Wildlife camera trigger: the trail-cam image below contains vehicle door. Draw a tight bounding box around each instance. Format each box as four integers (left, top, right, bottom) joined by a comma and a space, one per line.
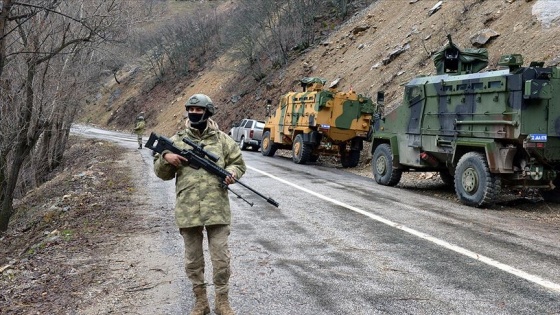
405, 84, 426, 148
244, 120, 254, 139
233, 119, 246, 141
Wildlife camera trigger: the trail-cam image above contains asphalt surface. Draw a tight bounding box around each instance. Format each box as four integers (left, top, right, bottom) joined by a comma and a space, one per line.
72, 125, 560, 315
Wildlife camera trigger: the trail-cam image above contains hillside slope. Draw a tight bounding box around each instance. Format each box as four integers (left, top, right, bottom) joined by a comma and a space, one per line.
82, 0, 560, 137
212, 0, 560, 129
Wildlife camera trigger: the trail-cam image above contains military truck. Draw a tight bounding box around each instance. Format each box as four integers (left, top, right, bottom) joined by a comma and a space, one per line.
261, 77, 375, 167
370, 36, 560, 207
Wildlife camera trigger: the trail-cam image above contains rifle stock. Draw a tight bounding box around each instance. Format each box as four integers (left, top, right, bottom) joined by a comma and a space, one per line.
146, 132, 279, 208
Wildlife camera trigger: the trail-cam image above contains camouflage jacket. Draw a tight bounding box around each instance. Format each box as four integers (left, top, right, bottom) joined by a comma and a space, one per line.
134, 118, 145, 135
153, 119, 246, 228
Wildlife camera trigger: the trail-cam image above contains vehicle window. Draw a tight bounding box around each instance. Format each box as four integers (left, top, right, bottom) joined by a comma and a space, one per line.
245, 120, 254, 128
406, 85, 423, 105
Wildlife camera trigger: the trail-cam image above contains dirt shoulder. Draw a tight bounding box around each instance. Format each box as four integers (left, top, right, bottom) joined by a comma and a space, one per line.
0, 137, 187, 315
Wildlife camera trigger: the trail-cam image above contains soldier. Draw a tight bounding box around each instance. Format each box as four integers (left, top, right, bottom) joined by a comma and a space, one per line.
134, 112, 146, 149
152, 94, 246, 315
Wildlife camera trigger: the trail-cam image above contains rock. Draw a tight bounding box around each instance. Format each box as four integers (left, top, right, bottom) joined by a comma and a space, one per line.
329, 78, 342, 89
428, 1, 443, 16
0, 264, 12, 273
548, 56, 560, 67
470, 29, 500, 47
382, 43, 410, 65
351, 25, 370, 35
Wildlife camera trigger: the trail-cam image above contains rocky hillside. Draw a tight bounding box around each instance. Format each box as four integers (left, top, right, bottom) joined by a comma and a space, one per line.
81, 0, 560, 137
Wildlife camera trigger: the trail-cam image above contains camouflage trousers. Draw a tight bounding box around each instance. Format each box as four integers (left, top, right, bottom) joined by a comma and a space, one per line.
137, 134, 143, 148
180, 224, 231, 294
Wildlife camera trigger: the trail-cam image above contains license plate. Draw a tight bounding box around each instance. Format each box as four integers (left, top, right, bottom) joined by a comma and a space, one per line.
528, 134, 547, 142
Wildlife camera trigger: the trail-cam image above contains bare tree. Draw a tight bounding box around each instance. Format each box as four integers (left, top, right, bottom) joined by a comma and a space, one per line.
130, 7, 222, 78
333, 0, 350, 18
0, 0, 127, 232
226, 0, 321, 79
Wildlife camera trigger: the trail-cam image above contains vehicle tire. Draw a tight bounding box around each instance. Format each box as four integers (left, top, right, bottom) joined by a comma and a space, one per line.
439, 169, 455, 186
239, 136, 247, 150
261, 131, 277, 157
542, 175, 560, 203
341, 149, 360, 168
292, 134, 312, 164
372, 143, 402, 186
454, 152, 499, 207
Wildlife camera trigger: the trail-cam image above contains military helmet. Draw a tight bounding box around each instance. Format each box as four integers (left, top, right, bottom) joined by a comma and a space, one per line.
185, 94, 215, 116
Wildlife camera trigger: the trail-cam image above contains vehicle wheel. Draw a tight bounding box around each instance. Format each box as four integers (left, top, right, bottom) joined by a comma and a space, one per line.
542, 175, 560, 202
239, 136, 247, 150
341, 149, 360, 168
261, 131, 277, 157
454, 152, 499, 207
292, 134, 312, 164
439, 169, 454, 186
372, 143, 402, 186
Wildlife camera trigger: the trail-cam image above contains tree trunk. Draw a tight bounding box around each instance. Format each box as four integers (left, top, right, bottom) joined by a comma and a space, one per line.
0, 0, 14, 77
0, 145, 28, 232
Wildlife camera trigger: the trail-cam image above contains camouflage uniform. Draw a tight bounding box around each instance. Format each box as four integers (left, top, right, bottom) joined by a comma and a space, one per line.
134, 113, 146, 149
153, 118, 246, 314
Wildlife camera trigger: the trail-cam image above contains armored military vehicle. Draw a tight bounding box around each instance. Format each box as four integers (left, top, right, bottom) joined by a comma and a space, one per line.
370, 36, 560, 207
261, 77, 375, 167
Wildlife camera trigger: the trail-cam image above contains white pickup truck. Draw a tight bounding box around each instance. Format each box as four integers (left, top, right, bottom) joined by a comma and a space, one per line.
228, 119, 265, 151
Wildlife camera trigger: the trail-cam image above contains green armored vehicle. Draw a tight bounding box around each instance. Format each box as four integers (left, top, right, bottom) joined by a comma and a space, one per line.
262, 77, 375, 167
371, 36, 560, 207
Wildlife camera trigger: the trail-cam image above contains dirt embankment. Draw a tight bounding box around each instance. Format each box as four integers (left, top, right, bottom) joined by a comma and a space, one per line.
0, 139, 144, 314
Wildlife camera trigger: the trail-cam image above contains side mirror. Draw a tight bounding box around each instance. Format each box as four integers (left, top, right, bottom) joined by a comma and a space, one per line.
376, 91, 385, 106
376, 91, 385, 117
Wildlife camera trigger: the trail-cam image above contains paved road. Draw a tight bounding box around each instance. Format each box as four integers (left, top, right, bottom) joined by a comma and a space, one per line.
72, 126, 560, 314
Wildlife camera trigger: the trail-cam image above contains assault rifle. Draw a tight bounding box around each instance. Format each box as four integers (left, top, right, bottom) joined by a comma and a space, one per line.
145, 132, 279, 208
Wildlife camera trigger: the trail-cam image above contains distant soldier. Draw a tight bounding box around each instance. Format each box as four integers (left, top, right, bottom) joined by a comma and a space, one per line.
134, 112, 146, 149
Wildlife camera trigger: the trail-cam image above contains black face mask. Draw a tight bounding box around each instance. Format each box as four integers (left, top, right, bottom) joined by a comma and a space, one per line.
188, 112, 204, 123
188, 112, 209, 131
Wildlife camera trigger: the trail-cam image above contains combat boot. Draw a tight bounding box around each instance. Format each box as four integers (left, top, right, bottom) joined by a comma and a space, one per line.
214, 292, 235, 315
189, 286, 210, 315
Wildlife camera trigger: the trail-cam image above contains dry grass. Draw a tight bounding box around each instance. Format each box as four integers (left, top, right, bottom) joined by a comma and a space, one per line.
0, 137, 142, 314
